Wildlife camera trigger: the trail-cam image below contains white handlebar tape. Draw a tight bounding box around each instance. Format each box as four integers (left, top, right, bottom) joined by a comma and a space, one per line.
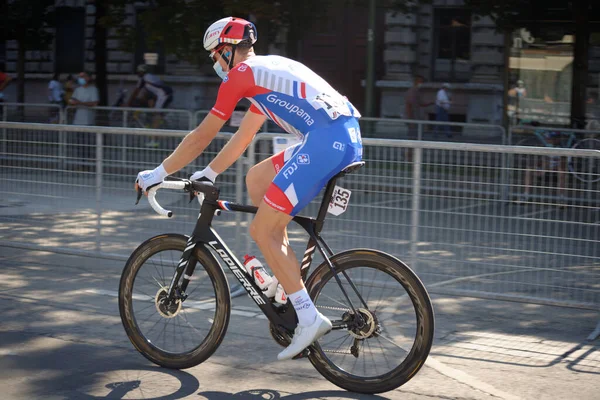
147, 181, 205, 218
147, 186, 173, 218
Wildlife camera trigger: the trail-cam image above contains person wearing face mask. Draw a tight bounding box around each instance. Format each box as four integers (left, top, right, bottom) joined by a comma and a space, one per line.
135, 16, 363, 361
69, 72, 99, 125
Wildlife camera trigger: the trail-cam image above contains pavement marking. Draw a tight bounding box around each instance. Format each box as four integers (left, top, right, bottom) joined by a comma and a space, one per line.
425, 356, 522, 400
428, 268, 534, 289
84, 289, 262, 318
516, 206, 556, 218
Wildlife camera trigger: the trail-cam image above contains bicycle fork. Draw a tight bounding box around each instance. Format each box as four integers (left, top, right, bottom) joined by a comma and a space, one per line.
167, 236, 198, 300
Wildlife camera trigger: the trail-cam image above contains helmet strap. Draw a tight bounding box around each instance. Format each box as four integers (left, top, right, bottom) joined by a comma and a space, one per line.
228, 45, 237, 70
219, 45, 236, 70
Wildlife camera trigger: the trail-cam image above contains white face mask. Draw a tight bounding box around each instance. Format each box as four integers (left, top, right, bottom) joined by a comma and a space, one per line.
213, 50, 232, 80
213, 61, 228, 80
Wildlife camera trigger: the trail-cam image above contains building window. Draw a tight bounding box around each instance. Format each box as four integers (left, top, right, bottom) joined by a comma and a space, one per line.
55, 7, 85, 73
134, 9, 166, 74
433, 8, 471, 82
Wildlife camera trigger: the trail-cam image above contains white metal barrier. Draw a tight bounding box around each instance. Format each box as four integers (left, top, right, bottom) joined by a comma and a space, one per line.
359, 117, 507, 144
1, 122, 599, 315
64, 106, 194, 131
1, 102, 63, 124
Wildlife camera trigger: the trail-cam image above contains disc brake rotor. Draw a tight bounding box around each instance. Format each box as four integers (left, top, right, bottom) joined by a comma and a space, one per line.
155, 287, 182, 318
348, 308, 379, 339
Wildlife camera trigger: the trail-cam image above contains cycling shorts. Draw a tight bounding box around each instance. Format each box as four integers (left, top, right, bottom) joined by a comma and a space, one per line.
264, 116, 363, 216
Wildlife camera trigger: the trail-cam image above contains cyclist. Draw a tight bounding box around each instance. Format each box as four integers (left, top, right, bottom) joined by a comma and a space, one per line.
127, 64, 174, 145
135, 16, 362, 360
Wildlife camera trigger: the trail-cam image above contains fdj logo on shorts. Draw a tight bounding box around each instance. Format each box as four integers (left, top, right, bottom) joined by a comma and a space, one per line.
283, 163, 298, 179
296, 154, 310, 164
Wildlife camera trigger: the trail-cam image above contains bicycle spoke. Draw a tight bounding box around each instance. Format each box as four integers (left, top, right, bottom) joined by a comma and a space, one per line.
126, 243, 222, 357
376, 332, 411, 354
318, 291, 352, 310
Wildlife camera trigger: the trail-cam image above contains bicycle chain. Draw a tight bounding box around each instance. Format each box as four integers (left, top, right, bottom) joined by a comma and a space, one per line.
323, 349, 353, 355
317, 305, 351, 312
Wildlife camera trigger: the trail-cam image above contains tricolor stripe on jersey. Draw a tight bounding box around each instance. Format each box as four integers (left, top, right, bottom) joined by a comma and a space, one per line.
293, 81, 307, 99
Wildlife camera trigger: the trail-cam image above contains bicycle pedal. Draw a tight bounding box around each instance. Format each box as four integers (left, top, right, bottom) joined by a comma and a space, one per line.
292, 348, 310, 360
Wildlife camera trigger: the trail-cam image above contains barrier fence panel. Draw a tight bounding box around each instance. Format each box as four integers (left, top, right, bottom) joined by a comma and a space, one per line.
1, 122, 599, 311
1, 102, 63, 124
64, 106, 193, 131
359, 117, 507, 145
0, 122, 244, 258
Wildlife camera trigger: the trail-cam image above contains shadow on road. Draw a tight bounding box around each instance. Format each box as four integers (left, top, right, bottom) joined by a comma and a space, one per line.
198, 389, 390, 400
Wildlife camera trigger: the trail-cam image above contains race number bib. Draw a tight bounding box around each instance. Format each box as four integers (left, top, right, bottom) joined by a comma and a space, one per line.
327, 186, 352, 216
312, 93, 353, 120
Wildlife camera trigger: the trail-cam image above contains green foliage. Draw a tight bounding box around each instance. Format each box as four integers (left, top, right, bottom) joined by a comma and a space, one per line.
4, 0, 55, 49
465, 0, 600, 32
111, 0, 425, 67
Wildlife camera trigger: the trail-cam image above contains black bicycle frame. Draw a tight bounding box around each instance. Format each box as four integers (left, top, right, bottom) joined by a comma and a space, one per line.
165, 164, 367, 333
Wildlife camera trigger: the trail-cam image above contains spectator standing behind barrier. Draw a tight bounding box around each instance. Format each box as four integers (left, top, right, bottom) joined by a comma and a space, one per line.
69, 72, 99, 126
435, 83, 452, 138
404, 75, 432, 138
63, 74, 75, 105
48, 73, 64, 123
0, 63, 13, 118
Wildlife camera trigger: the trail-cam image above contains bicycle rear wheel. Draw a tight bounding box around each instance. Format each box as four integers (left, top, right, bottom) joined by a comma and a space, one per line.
119, 234, 230, 369
305, 249, 434, 394
569, 138, 600, 183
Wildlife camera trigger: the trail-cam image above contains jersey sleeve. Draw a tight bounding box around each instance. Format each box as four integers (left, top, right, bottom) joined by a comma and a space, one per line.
136, 77, 145, 90
210, 63, 256, 120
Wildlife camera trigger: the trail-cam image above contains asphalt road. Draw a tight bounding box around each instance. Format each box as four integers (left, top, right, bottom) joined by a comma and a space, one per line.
1, 246, 598, 400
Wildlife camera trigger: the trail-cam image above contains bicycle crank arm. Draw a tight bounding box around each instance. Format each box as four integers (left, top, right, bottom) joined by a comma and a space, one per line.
331, 320, 349, 330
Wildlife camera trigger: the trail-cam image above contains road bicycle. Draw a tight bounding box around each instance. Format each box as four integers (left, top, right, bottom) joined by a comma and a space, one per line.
515, 126, 600, 183
118, 161, 434, 394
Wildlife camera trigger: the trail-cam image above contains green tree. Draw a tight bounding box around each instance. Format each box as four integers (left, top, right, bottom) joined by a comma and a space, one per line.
115, 0, 422, 67
3, 0, 54, 103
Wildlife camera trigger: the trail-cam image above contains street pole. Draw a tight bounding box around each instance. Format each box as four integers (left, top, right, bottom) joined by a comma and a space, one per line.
365, 0, 376, 117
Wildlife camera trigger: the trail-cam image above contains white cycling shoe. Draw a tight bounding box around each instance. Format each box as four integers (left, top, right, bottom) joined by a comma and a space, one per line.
277, 312, 332, 361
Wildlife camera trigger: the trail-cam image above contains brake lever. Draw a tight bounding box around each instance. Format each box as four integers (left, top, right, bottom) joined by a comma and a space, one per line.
135, 186, 143, 205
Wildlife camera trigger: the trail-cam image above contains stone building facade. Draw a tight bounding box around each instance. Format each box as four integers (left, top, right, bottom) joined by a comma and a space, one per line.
378, 0, 505, 126
2, 0, 222, 110
3, 0, 600, 131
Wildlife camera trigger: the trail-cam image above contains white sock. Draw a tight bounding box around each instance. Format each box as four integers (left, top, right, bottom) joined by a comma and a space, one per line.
288, 288, 318, 327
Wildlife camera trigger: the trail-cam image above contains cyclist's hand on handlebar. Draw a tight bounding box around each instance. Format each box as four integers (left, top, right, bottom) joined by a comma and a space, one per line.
135, 164, 168, 194
189, 166, 218, 184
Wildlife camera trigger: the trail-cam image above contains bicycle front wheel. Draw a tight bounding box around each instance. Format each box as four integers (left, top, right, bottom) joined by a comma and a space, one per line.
305, 249, 434, 394
119, 234, 230, 369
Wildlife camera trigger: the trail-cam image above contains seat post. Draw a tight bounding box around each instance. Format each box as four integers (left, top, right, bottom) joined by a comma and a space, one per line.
314, 176, 339, 234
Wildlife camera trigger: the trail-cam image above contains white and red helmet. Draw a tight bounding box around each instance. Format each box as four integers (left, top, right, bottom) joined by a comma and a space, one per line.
203, 17, 257, 52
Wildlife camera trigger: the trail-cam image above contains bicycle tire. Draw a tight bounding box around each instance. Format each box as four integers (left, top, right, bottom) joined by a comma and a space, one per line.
119, 234, 231, 369
305, 249, 434, 394
568, 138, 600, 183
